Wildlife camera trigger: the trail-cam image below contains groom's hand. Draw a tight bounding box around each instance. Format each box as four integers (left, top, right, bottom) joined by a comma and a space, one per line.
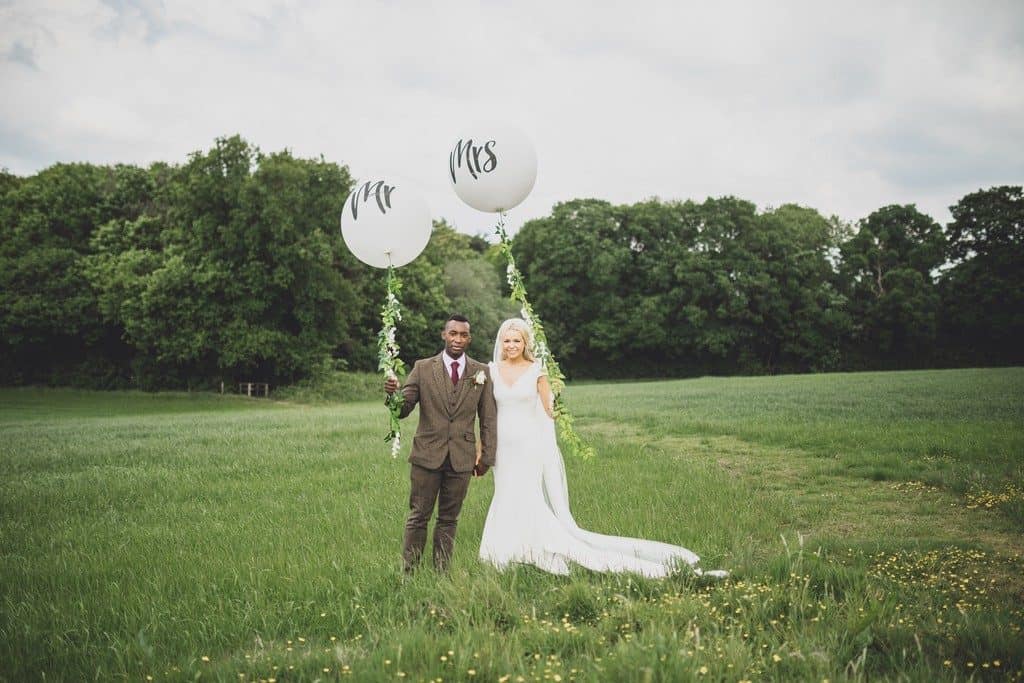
384, 377, 399, 394
473, 463, 489, 477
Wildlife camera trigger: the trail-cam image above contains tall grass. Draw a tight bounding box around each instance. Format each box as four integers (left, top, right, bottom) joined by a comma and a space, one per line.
1, 369, 1022, 681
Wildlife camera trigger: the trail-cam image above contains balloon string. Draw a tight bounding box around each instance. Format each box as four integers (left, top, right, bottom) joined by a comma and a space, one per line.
495, 211, 508, 243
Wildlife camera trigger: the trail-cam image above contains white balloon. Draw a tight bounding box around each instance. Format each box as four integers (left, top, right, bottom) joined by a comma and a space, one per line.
340, 178, 432, 268
448, 124, 537, 213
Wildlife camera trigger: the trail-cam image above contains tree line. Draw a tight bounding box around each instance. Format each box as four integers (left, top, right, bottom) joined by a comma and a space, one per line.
514, 191, 1022, 376
1, 136, 1020, 389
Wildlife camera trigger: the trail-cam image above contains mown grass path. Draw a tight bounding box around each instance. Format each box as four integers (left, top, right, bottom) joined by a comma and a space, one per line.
1, 368, 1022, 681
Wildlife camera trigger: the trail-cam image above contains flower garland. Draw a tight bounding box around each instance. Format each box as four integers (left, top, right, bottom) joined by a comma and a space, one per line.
379, 265, 406, 457
495, 213, 594, 460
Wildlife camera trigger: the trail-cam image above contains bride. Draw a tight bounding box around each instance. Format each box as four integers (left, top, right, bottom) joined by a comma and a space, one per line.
478, 318, 726, 578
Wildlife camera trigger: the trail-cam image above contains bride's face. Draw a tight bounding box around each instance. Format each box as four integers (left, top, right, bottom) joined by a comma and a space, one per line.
502, 330, 526, 361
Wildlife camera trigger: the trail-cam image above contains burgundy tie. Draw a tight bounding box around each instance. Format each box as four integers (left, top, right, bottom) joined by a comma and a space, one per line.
451, 361, 460, 385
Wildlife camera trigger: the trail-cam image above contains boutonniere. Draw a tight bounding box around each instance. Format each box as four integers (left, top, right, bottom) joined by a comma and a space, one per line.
474, 370, 487, 386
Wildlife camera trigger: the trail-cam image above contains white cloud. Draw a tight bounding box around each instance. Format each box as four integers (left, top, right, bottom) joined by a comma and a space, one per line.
1, 0, 1022, 233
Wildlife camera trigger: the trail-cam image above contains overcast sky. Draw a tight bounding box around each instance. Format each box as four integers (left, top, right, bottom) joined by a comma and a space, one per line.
2, 0, 1022, 236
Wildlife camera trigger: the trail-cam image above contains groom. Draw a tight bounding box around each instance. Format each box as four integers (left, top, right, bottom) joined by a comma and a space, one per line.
384, 314, 497, 573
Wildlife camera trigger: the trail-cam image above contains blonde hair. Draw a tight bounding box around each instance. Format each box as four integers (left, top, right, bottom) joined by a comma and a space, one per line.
497, 318, 535, 362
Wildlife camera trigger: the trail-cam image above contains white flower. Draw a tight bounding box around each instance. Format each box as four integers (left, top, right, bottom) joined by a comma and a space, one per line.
474, 370, 487, 385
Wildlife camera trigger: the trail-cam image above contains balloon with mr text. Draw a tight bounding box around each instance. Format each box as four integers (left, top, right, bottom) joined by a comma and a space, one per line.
340, 178, 432, 269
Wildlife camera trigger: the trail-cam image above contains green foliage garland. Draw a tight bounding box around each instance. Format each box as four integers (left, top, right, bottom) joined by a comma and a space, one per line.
379, 266, 407, 457
495, 213, 595, 460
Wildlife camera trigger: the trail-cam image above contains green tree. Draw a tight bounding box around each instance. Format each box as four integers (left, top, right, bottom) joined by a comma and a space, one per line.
939, 186, 1024, 365
839, 205, 945, 367
945, 185, 1023, 262
0, 168, 20, 198
748, 204, 850, 372
87, 137, 361, 387
0, 163, 133, 385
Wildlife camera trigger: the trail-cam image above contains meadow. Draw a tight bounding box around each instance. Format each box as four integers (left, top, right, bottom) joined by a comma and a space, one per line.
1, 368, 1022, 682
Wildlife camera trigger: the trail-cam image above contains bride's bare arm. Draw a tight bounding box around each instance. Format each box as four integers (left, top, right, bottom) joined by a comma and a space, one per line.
537, 374, 555, 419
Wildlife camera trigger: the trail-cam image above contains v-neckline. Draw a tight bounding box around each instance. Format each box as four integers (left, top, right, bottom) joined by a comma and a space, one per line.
497, 361, 532, 388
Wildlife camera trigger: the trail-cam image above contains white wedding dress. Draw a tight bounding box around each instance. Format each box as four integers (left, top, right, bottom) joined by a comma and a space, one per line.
479, 359, 726, 579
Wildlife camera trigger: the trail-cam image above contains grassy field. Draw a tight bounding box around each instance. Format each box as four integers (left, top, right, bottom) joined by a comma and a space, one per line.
1, 368, 1022, 682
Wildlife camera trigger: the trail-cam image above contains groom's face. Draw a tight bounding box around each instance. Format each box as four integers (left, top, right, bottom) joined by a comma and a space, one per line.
442, 320, 471, 359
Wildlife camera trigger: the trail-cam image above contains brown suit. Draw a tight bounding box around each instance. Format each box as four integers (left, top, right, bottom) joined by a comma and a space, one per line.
396, 352, 497, 571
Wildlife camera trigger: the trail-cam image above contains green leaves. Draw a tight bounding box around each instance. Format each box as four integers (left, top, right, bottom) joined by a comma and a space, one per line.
79, 138, 358, 388
839, 205, 946, 366
946, 185, 1023, 263
939, 186, 1024, 366
379, 266, 406, 457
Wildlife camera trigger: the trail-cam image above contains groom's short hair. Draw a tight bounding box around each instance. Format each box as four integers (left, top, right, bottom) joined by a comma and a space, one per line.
446, 314, 470, 326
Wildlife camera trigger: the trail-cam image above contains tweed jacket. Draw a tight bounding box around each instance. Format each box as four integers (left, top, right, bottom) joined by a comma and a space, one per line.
397, 352, 497, 472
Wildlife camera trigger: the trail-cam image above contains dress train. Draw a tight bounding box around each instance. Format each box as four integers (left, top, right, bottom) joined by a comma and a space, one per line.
479, 360, 726, 579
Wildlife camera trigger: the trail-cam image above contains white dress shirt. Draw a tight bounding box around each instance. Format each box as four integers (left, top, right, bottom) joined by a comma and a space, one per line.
442, 351, 464, 382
